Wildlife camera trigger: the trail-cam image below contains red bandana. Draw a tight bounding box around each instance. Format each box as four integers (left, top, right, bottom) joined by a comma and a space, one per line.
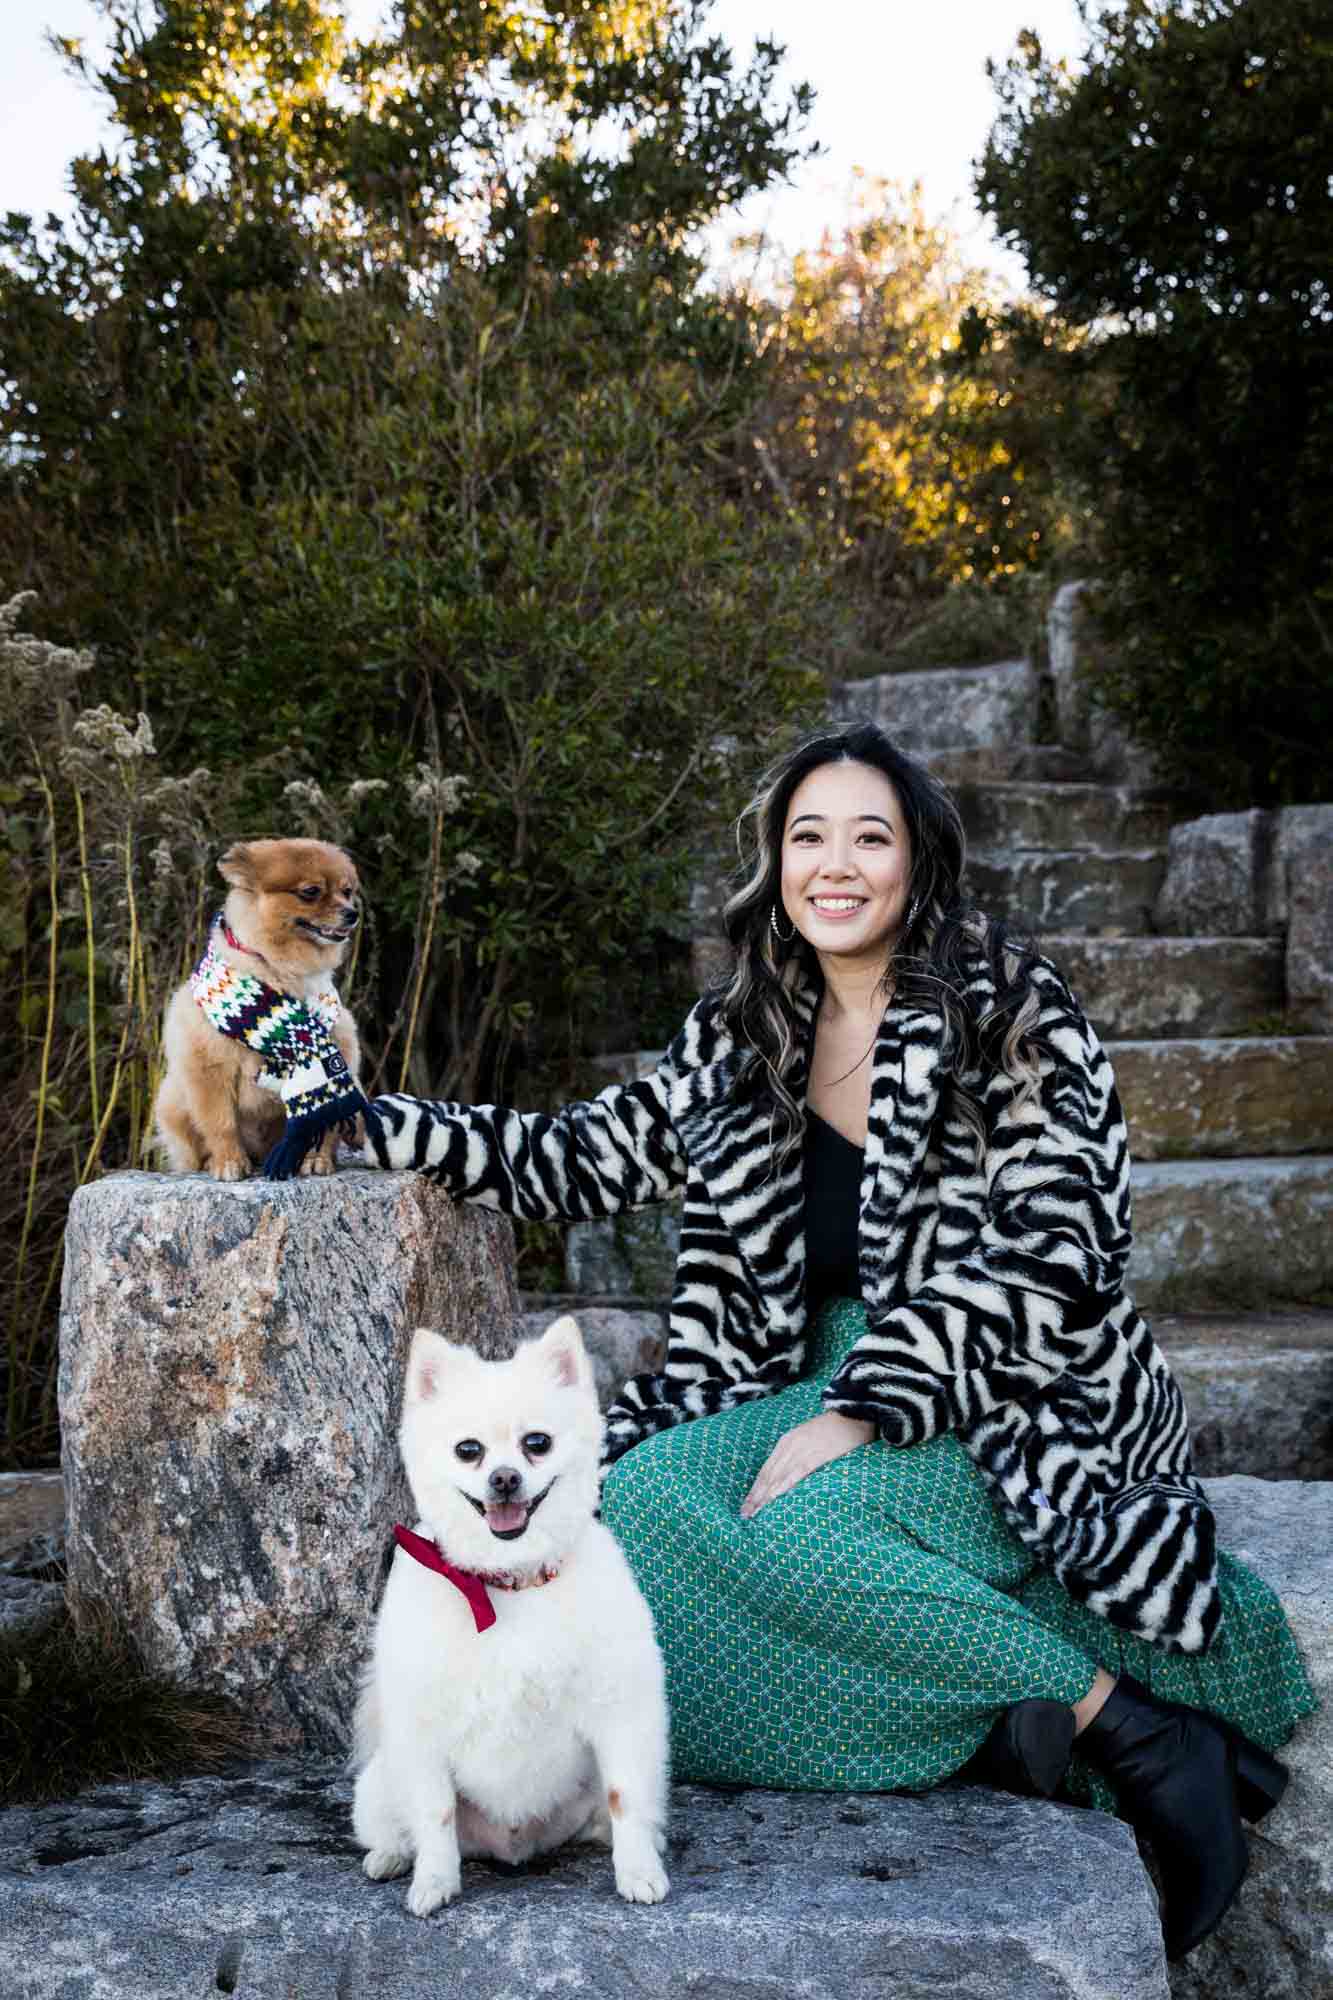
392, 1525, 561, 1635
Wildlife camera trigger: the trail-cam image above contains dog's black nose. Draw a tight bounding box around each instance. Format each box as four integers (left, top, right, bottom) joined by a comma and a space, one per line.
488, 1465, 522, 1501
341, 905, 360, 928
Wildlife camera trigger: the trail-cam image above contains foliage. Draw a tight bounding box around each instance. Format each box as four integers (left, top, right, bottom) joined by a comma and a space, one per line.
731, 181, 1089, 670
977, 0, 1333, 804
0, 4, 830, 1462
0, 593, 251, 1459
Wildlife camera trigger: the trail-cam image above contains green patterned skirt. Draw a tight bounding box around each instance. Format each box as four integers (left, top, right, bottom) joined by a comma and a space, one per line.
601, 1297, 1317, 1809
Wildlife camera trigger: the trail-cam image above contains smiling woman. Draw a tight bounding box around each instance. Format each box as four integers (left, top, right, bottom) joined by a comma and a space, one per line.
360, 720, 1316, 1965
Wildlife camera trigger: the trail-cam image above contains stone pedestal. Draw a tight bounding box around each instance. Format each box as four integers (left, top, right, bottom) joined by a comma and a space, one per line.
58, 1169, 520, 1755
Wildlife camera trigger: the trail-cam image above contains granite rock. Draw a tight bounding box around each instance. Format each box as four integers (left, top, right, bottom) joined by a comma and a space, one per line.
1153, 810, 1279, 939
522, 1305, 667, 1407
0, 1765, 1168, 2000
1043, 937, 1284, 1042
834, 658, 1041, 754
1278, 805, 1333, 1032
1111, 1036, 1333, 1160
1128, 1155, 1333, 1309
1158, 1312, 1333, 1480
58, 1168, 521, 1754
1045, 582, 1161, 786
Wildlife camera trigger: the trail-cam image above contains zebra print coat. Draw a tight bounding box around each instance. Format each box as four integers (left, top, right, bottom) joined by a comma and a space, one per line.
362, 950, 1221, 1656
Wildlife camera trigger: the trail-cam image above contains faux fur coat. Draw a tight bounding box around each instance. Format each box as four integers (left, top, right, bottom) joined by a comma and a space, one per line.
363, 950, 1221, 1656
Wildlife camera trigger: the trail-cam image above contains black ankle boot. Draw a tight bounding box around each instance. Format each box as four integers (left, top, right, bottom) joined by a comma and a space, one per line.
956, 1700, 1075, 1799
1077, 1673, 1284, 1961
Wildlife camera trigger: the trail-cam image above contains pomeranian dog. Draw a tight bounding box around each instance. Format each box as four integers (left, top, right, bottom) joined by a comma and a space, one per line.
154, 838, 362, 1180
352, 1317, 671, 1917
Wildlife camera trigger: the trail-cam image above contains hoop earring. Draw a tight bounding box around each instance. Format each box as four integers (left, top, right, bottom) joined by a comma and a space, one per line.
905, 895, 921, 929
770, 903, 795, 944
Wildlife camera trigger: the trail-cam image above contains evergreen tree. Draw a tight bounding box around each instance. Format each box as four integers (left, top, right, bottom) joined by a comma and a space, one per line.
977, 0, 1333, 804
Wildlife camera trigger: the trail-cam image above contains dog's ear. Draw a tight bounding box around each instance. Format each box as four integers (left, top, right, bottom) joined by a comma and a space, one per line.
534, 1314, 590, 1391
405, 1327, 465, 1405
218, 842, 257, 890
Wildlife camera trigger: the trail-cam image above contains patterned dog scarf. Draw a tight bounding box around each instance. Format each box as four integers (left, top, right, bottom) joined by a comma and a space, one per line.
190, 914, 367, 1180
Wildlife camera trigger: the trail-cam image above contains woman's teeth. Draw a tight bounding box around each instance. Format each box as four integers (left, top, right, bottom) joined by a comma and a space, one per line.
811, 897, 864, 912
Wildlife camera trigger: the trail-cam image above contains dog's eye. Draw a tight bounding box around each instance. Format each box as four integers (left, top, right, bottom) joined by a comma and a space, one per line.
297, 885, 321, 903
454, 1439, 484, 1463
521, 1432, 552, 1457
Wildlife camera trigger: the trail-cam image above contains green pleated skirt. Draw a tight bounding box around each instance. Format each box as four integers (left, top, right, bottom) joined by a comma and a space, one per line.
601, 1297, 1317, 1809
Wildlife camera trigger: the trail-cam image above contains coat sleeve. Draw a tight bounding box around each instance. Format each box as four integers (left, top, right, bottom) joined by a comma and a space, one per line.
822, 966, 1134, 1445
358, 1016, 701, 1222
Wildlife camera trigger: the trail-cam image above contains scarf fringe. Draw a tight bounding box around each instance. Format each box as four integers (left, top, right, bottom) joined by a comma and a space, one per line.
262, 1088, 368, 1181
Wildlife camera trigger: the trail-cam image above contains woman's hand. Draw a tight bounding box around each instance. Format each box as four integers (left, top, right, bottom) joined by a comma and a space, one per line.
739, 1411, 875, 1519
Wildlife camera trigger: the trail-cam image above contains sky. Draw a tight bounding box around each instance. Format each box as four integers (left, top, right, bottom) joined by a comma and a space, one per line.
0, 0, 1088, 291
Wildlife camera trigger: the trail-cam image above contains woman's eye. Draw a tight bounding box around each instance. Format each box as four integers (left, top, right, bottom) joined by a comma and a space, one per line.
298, 885, 321, 902
522, 1432, 552, 1457
455, 1439, 484, 1463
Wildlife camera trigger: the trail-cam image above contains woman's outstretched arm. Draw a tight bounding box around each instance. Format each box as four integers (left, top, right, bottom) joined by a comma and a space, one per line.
358, 1009, 713, 1222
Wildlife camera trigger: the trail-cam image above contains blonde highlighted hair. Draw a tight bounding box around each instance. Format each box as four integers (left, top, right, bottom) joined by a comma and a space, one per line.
717, 721, 1045, 1159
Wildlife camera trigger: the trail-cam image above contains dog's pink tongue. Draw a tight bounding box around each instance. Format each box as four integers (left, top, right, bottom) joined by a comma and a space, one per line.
486, 1502, 527, 1534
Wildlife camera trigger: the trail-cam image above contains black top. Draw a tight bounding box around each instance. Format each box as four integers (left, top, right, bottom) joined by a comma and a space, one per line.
802, 1110, 863, 1309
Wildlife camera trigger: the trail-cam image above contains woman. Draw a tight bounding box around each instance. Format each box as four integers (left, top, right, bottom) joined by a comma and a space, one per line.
361, 722, 1315, 1962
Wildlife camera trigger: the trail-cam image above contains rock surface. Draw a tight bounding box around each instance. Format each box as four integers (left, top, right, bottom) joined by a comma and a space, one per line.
1154, 810, 1279, 939
1111, 1036, 1333, 1160
967, 846, 1166, 934
58, 1168, 521, 1754
1045, 580, 1161, 787
1044, 936, 1284, 1041
1279, 805, 1333, 1031
0, 1765, 1168, 2000
1173, 1478, 1333, 2000
1128, 1154, 1333, 1308
834, 658, 1041, 753
522, 1304, 667, 1406
1159, 1313, 1333, 1480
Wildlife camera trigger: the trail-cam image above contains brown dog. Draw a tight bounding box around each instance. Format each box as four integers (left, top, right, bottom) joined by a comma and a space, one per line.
155, 839, 363, 1180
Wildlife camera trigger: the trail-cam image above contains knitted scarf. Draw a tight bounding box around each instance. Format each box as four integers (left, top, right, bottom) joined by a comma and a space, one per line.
190, 915, 367, 1180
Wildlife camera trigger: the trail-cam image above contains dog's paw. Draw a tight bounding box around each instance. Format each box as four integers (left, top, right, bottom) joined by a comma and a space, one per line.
406, 1862, 461, 1917
299, 1147, 335, 1178
614, 1856, 669, 1905
210, 1155, 250, 1183
362, 1848, 412, 1882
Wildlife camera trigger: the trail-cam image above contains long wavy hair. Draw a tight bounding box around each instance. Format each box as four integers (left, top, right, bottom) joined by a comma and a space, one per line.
717, 721, 1043, 1156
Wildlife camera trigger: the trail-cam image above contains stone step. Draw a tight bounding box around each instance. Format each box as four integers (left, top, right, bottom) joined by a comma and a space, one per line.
833, 658, 1039, 753
966, 847, 1166, 934
1156, 1310, 1333, 1480
954, 781, 1174, 854
1129, 1154, 1333, 1310
0, 1766, 1171, 2000
563, 1156, 1333, 1318
1044, 935, 1285, 1041
1113, 1037, 1333, 1160
4, 1480, 1330, 1996
926, 744, 1093, 786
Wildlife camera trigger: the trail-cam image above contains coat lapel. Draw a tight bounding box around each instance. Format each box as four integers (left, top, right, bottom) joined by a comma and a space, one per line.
667, 976, 817, 1336
670, 974, 946, 1330
858, 1003, 948, 1310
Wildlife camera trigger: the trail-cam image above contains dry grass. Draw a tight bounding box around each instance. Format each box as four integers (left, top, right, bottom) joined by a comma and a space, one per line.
1, 1595, 260, 1806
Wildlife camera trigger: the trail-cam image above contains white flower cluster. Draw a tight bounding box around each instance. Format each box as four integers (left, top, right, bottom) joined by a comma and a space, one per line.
69, 705, 157, 762
407, 764, 469, 818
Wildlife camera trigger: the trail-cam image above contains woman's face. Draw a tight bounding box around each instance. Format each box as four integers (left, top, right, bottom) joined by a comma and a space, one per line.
779, 759, 912, 972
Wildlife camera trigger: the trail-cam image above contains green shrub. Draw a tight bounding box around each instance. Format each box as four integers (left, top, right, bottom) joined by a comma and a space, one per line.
978, 0, 1333, 804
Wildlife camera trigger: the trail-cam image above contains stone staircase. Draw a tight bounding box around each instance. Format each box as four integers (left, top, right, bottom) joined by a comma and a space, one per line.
533, 593, 1333, 1481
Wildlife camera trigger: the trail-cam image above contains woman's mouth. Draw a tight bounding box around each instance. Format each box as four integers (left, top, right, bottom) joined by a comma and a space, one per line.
808, 896, 866, 920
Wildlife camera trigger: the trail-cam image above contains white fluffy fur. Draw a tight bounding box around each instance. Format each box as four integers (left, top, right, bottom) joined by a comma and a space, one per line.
352, 1316, 670, 1917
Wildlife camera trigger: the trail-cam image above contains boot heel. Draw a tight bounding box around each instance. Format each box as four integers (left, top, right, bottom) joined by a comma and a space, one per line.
1227, 1733, 1289, 1822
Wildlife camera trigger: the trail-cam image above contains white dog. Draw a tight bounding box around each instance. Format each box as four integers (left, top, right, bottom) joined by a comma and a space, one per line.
352, 1316, 671, 1917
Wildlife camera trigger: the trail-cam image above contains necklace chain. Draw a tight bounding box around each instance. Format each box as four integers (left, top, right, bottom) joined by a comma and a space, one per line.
813, 993, 891, 1091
